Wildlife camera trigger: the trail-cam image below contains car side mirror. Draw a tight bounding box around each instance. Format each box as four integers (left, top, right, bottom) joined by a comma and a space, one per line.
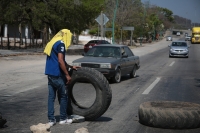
122, 54, 128, 58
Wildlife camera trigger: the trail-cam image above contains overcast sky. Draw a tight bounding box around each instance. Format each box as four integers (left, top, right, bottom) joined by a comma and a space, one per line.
141, 0, 200, 23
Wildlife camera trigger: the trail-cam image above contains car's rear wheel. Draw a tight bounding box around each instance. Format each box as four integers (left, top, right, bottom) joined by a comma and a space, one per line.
130, 65, 137, 78
111, 68, 121, 83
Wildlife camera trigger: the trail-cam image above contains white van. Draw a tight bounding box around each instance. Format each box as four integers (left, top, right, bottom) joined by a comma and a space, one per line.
176, 32, 180, 36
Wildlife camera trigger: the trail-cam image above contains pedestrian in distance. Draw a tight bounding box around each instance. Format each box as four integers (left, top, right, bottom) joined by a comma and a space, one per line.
44, 29, 80, 127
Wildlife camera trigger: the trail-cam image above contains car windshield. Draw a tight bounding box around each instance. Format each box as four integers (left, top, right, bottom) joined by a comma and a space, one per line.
171, 42, 187, 47
85, 46, 121, 58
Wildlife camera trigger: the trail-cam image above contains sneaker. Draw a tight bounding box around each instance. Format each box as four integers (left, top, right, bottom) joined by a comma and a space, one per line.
48, 119, 56, 127
59, 119, 73, 124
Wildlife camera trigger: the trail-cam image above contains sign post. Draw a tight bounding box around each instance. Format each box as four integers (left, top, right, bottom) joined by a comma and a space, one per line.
122, 27, 134, 46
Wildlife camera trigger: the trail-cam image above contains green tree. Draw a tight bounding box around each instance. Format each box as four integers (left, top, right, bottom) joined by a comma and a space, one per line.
160, 7, 174, 22
104, 0, 143, 43
0, 0, 105, 38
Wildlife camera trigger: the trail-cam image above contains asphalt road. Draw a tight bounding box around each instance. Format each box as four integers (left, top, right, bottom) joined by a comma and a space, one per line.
1, 33, 200, 133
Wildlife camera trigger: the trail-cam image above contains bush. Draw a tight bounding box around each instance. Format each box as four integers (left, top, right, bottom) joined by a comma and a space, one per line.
89, 29, 97, 36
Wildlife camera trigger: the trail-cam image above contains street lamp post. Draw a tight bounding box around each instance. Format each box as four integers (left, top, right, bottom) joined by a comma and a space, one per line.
112, 0, 118, 44
140, 4, 146, 46
120, 28, 122, 44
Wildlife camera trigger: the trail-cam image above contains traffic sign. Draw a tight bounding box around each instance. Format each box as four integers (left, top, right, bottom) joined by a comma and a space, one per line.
103, 14, 109, 25
95, 15, 101, 25
122, 27, 134, 31
95, 13, 109, 25
104, 28, 112, 31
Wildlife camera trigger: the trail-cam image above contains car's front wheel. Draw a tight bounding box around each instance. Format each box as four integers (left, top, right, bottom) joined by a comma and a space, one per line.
111, 68, 121, 83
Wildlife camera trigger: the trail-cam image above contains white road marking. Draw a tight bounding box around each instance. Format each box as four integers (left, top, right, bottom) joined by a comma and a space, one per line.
142, 77, 161, 94
3, 85, 41, 96
0, 95, 12, 97
169, 61, 175, 66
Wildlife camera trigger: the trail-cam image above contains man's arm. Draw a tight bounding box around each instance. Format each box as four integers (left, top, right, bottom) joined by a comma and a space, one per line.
65, 63, 77, 70
58, 53, 71, 84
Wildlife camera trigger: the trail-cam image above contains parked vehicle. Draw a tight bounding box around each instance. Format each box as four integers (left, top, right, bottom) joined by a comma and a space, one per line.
168, 41, 190, 58
84, 40, 110, 53
166, 36, 172, 41
72, 44, 140, 83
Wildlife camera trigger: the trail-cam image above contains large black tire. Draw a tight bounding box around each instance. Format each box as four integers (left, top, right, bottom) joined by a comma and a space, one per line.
67, 67, 112, 121
0, 112, 7, 128
138, 101, 200, 129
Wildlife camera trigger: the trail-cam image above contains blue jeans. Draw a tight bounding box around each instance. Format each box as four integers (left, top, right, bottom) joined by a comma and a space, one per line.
47, 75, 68, 121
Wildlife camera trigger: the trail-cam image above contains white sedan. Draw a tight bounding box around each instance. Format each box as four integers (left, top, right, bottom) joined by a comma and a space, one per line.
168, 41, 190, 58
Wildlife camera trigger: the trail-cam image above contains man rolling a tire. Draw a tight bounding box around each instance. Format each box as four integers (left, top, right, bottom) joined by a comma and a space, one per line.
44, 29, 80, 127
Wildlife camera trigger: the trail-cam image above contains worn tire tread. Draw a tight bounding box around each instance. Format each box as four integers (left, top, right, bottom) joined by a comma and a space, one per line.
68, 67, 112, 121
138, 101, 200, 129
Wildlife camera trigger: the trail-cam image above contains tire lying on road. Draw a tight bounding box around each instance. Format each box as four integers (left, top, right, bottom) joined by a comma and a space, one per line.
67, 67, 112, 121
0, 112, 7, 128
138, 101, 200, 129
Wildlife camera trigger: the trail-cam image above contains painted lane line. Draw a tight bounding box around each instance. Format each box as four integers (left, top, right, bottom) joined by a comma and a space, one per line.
169, 61, 175, 66
142, 77, 161, 94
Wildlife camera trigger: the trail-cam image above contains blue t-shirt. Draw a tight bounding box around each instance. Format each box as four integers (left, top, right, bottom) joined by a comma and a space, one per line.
45, 40, 66, 76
